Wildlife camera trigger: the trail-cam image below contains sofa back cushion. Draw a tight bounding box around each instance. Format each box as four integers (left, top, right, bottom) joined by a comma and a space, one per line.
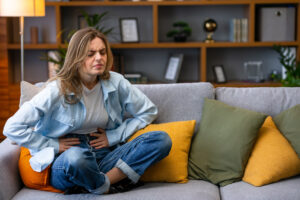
215, 87, 300, 116
136, 82, 214, 128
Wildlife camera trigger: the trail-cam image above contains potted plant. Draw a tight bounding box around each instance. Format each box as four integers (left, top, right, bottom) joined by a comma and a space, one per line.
166, 21, 192, 42
273, 45, 300, 87
81, 10, 113, 35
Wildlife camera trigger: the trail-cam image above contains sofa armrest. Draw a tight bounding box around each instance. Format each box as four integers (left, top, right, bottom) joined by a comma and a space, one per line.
0, 139, 22, 200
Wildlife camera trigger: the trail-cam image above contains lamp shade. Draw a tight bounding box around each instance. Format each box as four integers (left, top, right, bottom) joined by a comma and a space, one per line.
0, 0, 45, 17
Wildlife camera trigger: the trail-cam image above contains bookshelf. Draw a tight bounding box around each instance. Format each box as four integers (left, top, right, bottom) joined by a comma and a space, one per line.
0, 0, 299, 138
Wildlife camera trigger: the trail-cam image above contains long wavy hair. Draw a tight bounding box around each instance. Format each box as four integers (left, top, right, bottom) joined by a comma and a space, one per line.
51, 27, 113, 104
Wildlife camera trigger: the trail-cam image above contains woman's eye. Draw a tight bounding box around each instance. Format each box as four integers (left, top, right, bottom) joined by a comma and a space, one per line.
88, 53, 94, 57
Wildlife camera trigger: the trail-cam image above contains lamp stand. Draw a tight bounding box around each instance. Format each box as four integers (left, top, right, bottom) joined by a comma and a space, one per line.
19, 16, 24, 81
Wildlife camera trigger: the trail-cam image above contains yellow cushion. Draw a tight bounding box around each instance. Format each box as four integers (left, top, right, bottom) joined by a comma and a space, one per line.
19, 147, 63, 193
128, 120, 196, 183
243, 116, 300, 186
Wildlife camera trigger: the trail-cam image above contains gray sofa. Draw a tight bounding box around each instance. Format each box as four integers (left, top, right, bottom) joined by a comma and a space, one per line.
1, 82, 300, 200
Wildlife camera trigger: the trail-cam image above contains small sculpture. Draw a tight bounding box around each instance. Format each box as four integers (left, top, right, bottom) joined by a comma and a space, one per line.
203, 19, 217, 43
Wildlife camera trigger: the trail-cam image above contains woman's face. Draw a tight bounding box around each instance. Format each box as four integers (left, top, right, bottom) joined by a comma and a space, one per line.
80, 37, 107, 81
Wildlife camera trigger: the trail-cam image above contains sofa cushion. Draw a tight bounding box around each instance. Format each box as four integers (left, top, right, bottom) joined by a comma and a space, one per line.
274, 104, 300, 157
12, 180, 221, 200
188, 98, 266, 186
215, 87, 300, 116
243, 116, 300, 186
128, 120, 196, 183
20, 81, 42, 107
136, 82, 214, 127
220, 176, 300, 200
18, 147, 62, 193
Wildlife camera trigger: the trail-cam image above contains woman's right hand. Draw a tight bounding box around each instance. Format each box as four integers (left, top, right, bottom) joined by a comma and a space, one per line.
58, 137, 80, 153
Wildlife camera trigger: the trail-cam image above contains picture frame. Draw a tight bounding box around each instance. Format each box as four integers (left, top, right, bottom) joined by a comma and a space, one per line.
164, 54, 184, 83
212, 65, 227, 83
119, 18, 139, 43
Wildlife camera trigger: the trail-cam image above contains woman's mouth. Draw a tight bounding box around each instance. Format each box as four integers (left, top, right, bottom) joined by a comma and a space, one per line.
94, 64, 104, 69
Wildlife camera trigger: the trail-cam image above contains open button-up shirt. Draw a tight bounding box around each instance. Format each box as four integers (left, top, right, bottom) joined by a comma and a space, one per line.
3, 72, 157, 172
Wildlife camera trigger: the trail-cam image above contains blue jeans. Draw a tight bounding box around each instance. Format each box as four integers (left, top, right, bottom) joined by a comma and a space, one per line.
50, 131, 172, 194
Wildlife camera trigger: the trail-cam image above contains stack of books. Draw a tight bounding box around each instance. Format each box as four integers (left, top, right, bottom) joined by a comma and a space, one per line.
124, 74, 148, 84
229, 18, 248, 42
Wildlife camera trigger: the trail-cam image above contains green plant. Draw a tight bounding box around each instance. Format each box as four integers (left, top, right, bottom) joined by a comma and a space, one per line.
81, 10, 113, 35
273, 45, 300, 87
166, 21, 192, 42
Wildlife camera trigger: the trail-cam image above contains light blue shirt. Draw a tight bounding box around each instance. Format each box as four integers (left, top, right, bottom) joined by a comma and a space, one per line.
3, 72, 158, 172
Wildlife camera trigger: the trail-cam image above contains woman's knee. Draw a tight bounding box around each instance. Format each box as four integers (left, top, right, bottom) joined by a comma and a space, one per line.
157, 131, 172, 154
62, 147, 90, 169
147, 131, 172, 156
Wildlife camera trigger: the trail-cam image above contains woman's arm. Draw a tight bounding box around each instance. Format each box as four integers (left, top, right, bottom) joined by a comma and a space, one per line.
106, 78, 158, 146
3, 83, 61, 154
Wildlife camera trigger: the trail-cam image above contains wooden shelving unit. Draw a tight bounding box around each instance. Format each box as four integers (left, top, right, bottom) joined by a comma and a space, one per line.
4, 0, 300, 83
0, 0, 299, 138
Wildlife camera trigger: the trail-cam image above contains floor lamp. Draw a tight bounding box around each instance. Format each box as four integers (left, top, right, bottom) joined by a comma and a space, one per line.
0, 0, 45, 81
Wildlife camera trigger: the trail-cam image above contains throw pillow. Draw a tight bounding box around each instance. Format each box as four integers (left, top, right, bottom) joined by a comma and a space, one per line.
243, 116, 300, 186
20, 81, 42, 107
19, 147, 63, 192
128, 120, 196, 183
188, 98, 266, 186
274, 104, 300, 158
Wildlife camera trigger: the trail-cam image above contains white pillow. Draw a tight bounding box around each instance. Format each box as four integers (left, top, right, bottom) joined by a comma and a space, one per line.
19, 81, 43, 107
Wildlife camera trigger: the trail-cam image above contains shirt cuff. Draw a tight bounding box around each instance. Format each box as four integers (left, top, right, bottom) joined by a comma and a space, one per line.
106, 129, 120, 147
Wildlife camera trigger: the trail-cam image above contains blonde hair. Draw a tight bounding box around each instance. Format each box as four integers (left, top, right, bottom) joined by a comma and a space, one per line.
51, 27, 113, 104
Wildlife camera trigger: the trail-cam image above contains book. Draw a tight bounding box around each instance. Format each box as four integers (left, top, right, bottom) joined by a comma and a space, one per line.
112, 53, 124, 74
241, 18, 248, 42
229, 18, 248, 42
124, 73, 147, 84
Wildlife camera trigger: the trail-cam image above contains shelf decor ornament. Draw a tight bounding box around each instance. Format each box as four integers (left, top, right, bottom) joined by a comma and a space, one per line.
273, 45, 300, 87
166, 21, 192, 42
164, 54, 184, 83
203, 18, 217, 43
0, 0, 45, 81
119, 18, 139, 43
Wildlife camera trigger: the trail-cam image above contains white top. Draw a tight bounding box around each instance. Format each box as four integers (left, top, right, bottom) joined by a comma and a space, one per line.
73, 81, 109, 134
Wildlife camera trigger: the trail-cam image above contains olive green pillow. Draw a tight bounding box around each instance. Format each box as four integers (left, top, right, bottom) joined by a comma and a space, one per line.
274, 104, 300, 158
188, 98, 266, 186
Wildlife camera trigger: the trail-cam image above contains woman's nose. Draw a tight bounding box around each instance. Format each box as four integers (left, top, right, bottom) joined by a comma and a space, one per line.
95, 51, 101, 60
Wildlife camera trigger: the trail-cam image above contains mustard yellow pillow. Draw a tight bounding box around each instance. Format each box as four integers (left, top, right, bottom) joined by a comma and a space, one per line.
243, 116, 300, 186
128, 120, 196, 183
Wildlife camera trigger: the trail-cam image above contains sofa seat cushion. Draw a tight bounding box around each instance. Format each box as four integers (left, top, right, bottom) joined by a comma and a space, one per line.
220, 176, 300, 200
12, 180, 220, 200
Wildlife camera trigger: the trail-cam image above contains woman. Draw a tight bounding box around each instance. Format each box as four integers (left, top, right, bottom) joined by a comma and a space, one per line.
3, 27, 172, 195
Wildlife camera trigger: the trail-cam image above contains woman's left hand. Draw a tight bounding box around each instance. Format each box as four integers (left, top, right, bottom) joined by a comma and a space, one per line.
89, 128, 109, 149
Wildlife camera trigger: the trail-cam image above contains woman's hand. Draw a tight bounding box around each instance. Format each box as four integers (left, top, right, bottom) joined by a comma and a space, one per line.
89, 128, 109, 149
59, 137, 80, 153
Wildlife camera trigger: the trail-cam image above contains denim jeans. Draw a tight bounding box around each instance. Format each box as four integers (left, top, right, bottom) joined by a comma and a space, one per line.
50, 131, 172, 194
